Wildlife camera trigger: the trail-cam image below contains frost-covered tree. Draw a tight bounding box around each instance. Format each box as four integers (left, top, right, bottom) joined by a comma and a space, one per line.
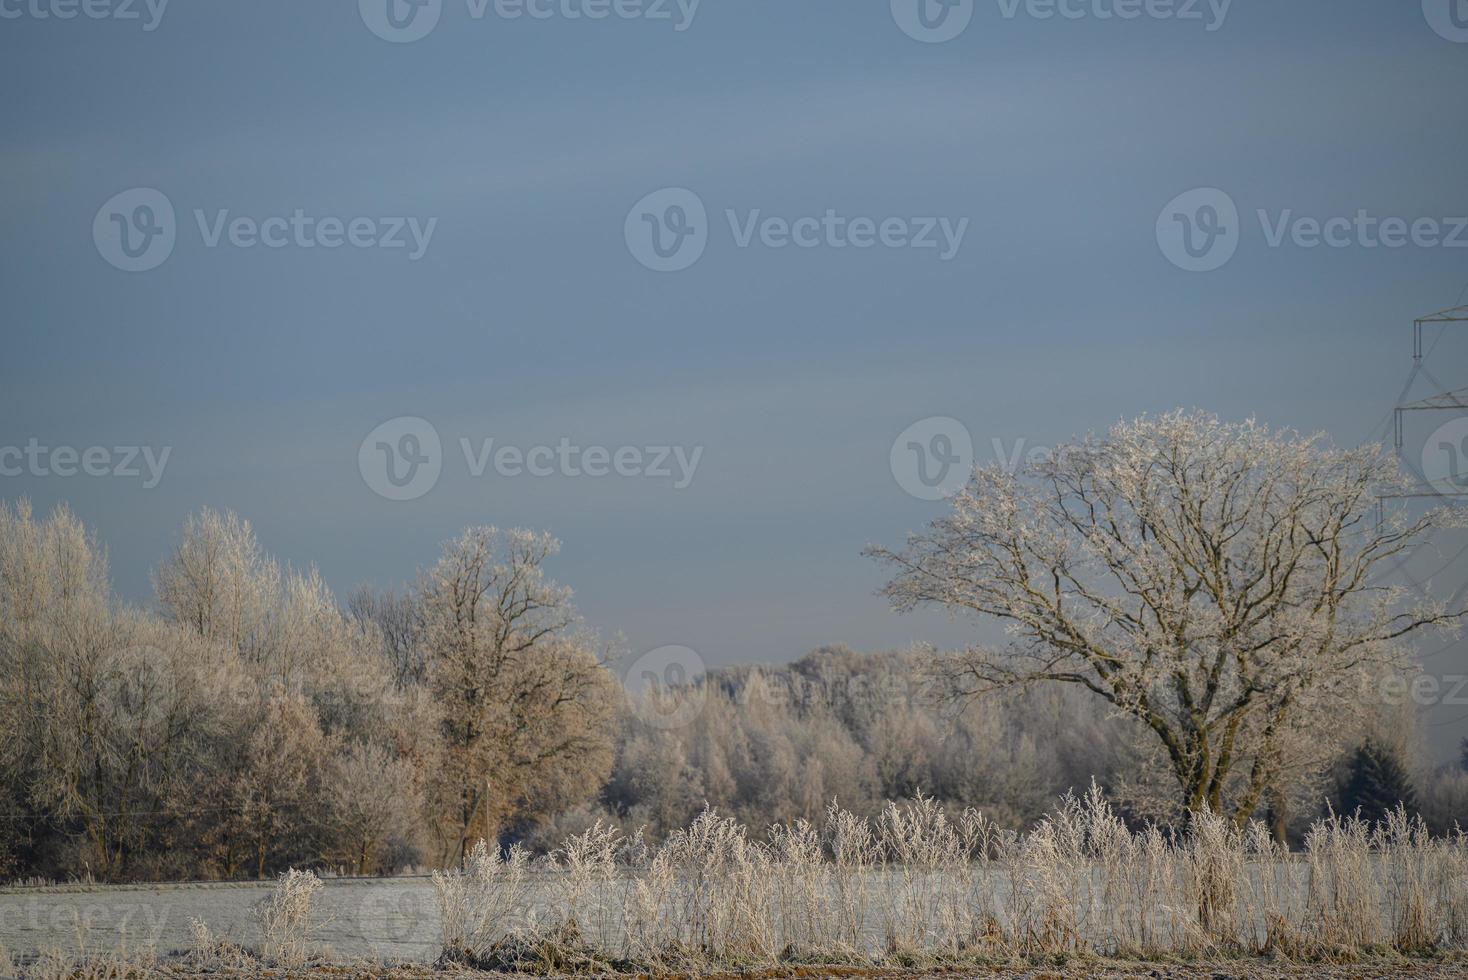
0, 502, 256, 877
599, 646, 1119, 840
0, 502, 628, 878
869, 411, 1465, 825
153, 508, 282, 663
324, 740, 421, 875
417, 527, 619, 862
348, 585, 426, 687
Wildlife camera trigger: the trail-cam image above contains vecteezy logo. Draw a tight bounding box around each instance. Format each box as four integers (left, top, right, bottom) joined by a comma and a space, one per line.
625, 645, 707, 730
625, 188, 708, 272
1423, 0, 1468, 42
1155, 187, 1239, 272
890, 417, 973, 500
359, 417, 443, 501
105, 646, 174, 720
93, 188, 176, 272
355, 890, 430, 954
1423, 417, 1468, 497
359, 0, 442, 42
891, 0, 973, 43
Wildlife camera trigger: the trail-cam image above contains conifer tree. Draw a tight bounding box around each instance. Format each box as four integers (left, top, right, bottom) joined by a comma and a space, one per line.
1338, 740, 1417, 823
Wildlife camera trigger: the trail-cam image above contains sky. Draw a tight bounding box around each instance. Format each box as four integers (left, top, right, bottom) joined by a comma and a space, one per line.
2, 0, 1467, 753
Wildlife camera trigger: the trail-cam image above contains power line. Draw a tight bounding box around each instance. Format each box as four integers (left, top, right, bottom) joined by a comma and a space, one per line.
0, 798, 323, 823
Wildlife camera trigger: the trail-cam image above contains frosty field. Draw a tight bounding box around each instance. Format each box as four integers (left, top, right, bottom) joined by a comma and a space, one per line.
0, 877, 443, 963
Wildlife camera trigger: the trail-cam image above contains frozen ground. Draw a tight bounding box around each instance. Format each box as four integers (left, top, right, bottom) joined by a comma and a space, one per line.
6, 960, 1466, 979
0, 877, 441, 962
4, 878, 1467, 979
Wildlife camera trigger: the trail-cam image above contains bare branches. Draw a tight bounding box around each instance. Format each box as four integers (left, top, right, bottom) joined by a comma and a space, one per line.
870, 411, 1465, 822
417, 526, 619, 863
2, 503, 619, 881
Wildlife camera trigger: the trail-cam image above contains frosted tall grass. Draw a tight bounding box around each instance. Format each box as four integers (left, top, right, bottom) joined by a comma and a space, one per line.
432, 839, 532, 962
253, 867, 322, 968
549, 820, 620, 951
430, 788, 1468, 970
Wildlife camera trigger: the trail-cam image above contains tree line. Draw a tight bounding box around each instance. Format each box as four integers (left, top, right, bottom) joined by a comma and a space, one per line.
2, 411, 1463, 881
0, 504, 617, 880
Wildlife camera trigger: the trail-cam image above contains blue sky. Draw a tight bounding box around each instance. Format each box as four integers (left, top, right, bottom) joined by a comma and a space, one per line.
2, 0, 1467, 747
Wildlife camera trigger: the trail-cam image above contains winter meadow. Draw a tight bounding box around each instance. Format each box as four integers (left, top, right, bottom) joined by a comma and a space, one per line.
2, 413, 1467, 977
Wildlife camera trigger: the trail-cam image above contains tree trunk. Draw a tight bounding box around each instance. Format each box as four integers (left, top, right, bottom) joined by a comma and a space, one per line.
1265, 784, 1288, 846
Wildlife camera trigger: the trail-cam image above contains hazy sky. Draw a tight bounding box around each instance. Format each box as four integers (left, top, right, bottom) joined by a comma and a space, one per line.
2, 1, 1467, 749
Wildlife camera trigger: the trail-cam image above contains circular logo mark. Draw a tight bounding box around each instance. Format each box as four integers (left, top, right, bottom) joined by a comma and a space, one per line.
359, 417, 442, 501
359, 0, 442, 42
102, 646, 174, 722
1423, 0, 1468, 42
625, 645, 707, 730
1422, 417, 1468, 498
93, 188, 176, 273
891, 0, 973, 43
625, 188, 708, 273
1156, 187, 1239, 273
891, 417, 973, 500
355, 888, 432, 955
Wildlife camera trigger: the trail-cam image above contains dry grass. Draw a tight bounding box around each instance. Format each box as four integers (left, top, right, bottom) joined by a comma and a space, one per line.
252, 867, 322, 968
433, 840, 535, 964
8, 960, 1468, 980
420, 784, 1468, 972
8, 788, 1468, 978
1, 870, 323, 979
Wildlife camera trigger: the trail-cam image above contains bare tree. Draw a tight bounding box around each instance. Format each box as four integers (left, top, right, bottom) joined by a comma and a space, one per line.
323, 740, 421, 874
153, 508, 282, 663
868, 411, 1464, 826
348, 585, 426, 687
417, 527, 620, 862
2, 503, 631, 878
0, 502, 251, 877
225, 693, 330, 879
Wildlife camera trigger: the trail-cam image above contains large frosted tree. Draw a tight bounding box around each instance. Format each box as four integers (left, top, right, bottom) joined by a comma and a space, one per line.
417, 527, 620, 862
869, 411, 1464, 824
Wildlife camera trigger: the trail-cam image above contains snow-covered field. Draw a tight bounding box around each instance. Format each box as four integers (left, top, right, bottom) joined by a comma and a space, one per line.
0, 877, 442, 963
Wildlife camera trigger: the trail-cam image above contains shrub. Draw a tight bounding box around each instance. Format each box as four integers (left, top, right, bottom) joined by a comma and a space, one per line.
253, 867, 322, 968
